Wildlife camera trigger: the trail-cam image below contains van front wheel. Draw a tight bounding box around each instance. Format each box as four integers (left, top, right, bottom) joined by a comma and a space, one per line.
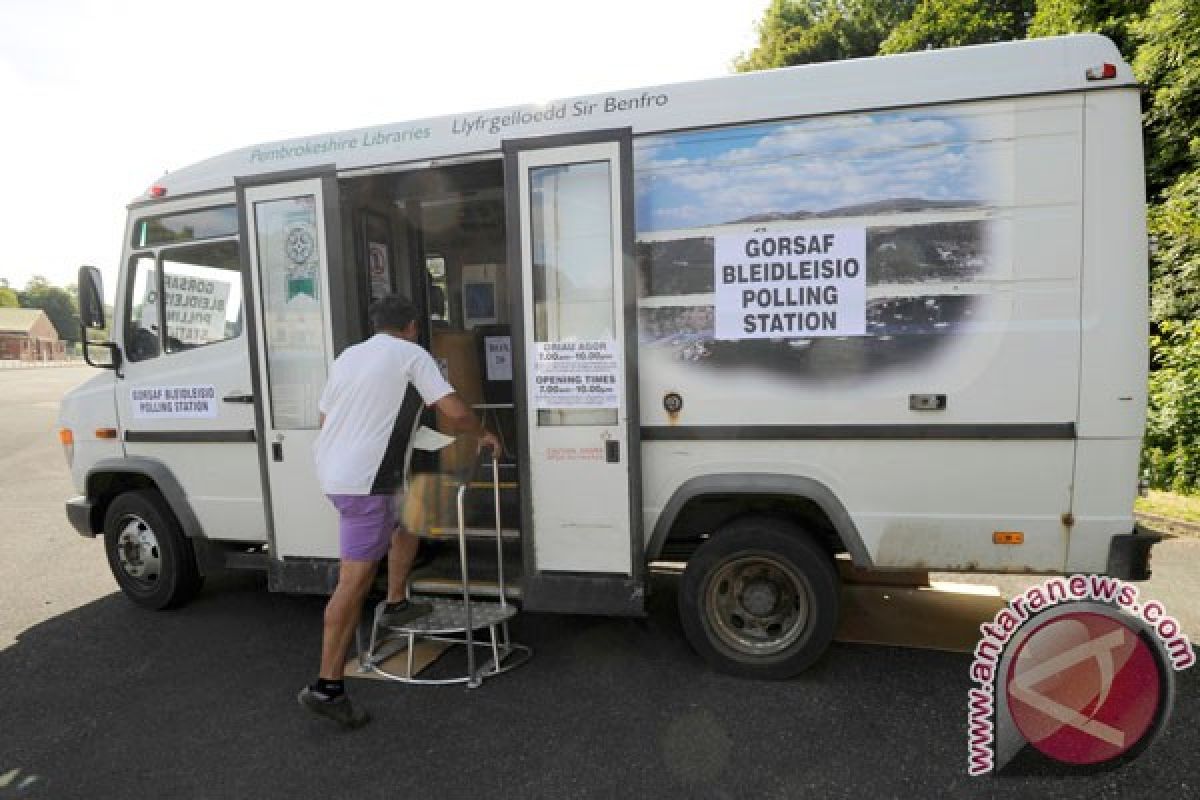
678, 516, 839, 679
103, 489, 203, 610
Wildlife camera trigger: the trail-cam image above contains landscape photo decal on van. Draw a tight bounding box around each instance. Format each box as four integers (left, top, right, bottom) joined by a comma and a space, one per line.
632, 106, 1008, 381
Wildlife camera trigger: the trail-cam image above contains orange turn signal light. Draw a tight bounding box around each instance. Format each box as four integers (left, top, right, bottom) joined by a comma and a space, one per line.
58, 428, 74, 445
993, 531, 1024, 545
95, 428, 119, 440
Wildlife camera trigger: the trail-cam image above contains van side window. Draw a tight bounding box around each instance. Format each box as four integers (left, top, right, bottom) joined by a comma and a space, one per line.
160, 240, 244, 353
126, 255, 161, 362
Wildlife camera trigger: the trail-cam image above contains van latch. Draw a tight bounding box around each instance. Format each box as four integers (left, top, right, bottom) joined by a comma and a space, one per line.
909, 394, 947, 411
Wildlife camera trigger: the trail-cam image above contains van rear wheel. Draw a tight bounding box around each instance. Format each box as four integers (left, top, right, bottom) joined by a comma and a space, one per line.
103, 489, 203, 610
678, 516, 839, 679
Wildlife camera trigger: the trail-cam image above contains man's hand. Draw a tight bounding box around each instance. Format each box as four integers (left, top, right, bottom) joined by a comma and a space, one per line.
478, 430, 502, 456
434, 392, 502, 456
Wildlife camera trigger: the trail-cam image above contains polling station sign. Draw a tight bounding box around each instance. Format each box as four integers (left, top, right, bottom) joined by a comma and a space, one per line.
714, 229, 866, 340
532, 340, 620, 409
131, 385, 219, 419
141, 271, 232, 345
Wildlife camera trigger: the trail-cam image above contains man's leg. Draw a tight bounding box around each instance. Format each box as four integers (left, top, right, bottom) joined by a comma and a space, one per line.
300, 495, 390, 728
385, 525, 420, 604
320, 559, 380, 680
377, 525, 432, 627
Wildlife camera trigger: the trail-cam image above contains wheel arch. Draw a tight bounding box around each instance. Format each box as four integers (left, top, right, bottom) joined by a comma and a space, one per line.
647, 474, 871, 568
86, 456, 205, 541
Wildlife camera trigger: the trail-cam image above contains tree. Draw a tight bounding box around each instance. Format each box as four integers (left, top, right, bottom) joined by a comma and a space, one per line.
1133, 1, 1200, 492
879, 0, 1036, 54
735, 0, 918, 70
1143, 320, 1200, 491
0, 281, 17, 308
18, 275, 81, 343
1132, 0, 1200, 197
1027, 0, 1149, 57
1147, 169, 1200, 323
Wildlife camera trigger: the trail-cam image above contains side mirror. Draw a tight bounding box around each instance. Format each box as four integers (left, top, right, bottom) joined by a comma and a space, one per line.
82, 340, 121, 369
77, 265, 121, 371
78, 265, 106, 330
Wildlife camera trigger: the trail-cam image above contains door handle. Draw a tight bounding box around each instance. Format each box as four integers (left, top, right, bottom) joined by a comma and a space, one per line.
223, 392, 255, 404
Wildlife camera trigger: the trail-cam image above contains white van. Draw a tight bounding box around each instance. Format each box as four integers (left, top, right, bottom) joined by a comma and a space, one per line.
61, 34, 1156, 678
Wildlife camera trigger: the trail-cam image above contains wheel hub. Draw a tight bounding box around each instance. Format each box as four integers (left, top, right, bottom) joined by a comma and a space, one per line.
116, 515, 161, 584
741, 580, 780, 617
705, 555, 811, 657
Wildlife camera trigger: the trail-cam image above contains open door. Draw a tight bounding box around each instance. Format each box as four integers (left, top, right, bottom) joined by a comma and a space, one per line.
504, 130, 643, 615
238, 172, 347, 583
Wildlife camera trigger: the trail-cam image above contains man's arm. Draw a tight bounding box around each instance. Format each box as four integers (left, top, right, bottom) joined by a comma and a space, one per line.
434, 392, 501, 454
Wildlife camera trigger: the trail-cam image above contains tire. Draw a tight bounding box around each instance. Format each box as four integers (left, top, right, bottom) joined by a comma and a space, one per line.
103, 489, 203, 610
678, 515, 839, 679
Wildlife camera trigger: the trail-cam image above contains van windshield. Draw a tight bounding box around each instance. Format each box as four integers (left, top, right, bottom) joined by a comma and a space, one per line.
134, 206, 239, 247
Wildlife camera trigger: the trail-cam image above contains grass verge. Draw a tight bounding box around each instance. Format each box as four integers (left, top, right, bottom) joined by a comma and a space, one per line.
1135, 490, 1200, 525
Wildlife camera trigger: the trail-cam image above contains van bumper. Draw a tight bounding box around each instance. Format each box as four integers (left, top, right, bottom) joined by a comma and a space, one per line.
1105, 525, 1162, 581
66, 496, 97, 538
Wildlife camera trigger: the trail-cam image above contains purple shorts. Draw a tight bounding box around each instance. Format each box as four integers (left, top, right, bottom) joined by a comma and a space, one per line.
327, 494, 397, 562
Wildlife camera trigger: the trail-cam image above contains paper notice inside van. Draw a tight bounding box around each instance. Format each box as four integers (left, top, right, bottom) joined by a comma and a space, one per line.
714, 228, 866, 340
485, 336, 512, 381
140, 270, 232, 346
532, 340, 620, 409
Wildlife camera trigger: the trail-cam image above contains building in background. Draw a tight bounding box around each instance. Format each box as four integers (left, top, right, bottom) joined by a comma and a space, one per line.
0, 308, 67, 360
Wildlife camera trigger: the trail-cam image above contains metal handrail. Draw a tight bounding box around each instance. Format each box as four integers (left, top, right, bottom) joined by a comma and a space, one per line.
453, 448, 503, 685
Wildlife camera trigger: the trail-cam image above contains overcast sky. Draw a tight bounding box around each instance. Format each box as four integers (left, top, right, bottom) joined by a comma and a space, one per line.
0, 0, 764, 298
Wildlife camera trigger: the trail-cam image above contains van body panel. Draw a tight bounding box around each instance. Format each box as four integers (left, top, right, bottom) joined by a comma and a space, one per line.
1077, 89, 1148, 441
642, 441, 1073, 572
59, 370, 122, 495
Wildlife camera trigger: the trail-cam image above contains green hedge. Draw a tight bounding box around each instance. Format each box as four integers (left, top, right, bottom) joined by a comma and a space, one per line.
1143, 320, 1200, 494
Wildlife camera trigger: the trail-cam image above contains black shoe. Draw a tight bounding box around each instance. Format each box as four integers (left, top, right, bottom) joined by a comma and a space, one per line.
297, 687, 370, 729
376, 599, 433, 629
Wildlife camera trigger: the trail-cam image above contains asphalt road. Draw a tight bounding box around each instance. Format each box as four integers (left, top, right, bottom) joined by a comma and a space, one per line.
1, 366, 1196, 799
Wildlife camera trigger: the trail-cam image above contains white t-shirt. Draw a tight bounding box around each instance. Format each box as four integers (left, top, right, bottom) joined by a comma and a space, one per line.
314, 333, 454, 495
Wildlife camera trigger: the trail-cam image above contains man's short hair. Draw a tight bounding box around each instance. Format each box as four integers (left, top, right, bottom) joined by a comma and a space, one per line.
370, 294, 419, 332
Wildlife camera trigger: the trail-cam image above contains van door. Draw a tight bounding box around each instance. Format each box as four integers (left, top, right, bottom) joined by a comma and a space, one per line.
239, 175, 345, 566
117, 204, 266, 543
504, 130, 644, 615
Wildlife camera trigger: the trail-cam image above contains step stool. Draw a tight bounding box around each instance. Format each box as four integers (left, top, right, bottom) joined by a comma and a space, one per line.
355, 450, 531, 688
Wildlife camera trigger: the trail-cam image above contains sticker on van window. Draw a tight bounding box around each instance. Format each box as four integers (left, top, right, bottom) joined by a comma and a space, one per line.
140, 270, 233, 346
714, 228, 866, 340
532, 340, 619, 409
130, 385, 219, 419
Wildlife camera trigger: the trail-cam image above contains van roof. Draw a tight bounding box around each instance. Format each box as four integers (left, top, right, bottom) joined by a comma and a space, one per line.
139, 34, 1131, 204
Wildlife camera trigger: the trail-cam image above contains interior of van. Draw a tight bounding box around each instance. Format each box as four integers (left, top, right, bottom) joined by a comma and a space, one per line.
338, 160, 520, 590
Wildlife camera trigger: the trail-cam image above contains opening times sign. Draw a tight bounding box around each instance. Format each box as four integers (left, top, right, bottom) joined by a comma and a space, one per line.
714, 228, 866, 340
532, 340, 620, 409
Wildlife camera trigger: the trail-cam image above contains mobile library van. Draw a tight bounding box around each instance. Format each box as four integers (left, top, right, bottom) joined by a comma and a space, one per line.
61, 34, 1155, 678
